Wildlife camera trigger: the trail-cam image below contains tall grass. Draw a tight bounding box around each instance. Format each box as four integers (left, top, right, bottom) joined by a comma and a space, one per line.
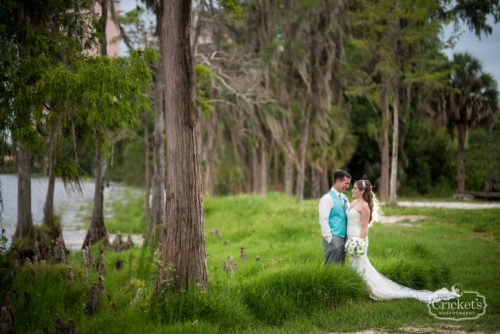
4, 193, 500, 333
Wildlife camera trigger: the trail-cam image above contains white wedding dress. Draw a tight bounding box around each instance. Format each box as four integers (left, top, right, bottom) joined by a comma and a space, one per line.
346, 209, 458, 303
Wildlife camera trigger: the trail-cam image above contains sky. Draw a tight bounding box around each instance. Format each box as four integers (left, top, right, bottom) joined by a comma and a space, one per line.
442, 20, 500, 87
118, 0, 500, 87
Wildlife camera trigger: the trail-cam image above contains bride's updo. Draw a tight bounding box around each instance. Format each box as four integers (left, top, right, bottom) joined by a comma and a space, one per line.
355, 179, 375, 223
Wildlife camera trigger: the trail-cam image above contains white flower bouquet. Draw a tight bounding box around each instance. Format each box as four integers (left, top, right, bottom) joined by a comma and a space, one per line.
345, 237, 366, 257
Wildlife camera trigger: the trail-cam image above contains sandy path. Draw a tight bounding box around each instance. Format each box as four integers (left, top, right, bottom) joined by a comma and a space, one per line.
397, 201, 500, 209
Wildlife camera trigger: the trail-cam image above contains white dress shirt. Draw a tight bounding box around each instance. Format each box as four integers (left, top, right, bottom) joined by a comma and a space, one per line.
318, 187, 349, 244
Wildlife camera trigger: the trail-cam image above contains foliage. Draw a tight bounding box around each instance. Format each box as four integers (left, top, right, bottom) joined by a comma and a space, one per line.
445, 53, 499, 132
347, 98, 382, 182
441, 0, 500, 37
214, 158, 242, 195
0, 0, 97, 150
195, 64, 216, 116
106, 132, 147, 185
466, 120, 500, 190
401, 121, 456, 196
32, 50, 155, 190
78, 51, 153, 136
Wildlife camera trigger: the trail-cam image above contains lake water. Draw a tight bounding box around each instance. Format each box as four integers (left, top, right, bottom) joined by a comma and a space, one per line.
0, 174, 95, 248
1, 174, 144, 249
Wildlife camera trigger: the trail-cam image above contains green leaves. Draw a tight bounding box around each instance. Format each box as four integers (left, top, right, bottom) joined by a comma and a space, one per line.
195, 64, 216, 116
66, 52, 154, 135
448, 52, 499, 126
0, 0, 98, 148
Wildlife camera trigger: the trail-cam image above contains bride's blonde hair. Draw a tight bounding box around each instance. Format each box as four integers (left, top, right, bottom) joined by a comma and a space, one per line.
355, 179, 382, 224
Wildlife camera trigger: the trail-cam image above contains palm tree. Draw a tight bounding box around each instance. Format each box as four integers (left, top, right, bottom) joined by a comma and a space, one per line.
446, 53, 499, 194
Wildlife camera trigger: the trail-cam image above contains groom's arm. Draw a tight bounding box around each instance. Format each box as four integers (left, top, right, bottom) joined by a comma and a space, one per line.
318, 194, 334, 243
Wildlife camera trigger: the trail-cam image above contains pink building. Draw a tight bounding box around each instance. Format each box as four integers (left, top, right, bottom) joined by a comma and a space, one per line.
94, 1, 121, 57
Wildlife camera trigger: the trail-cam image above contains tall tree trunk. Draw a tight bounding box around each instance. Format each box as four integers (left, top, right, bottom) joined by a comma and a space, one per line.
456, 121, 467, 194
151, 64, 165, 231
311, 165, 321, 198
251, 146, 260, 194
296, 105, 314, 202
15, 144, 32, 239
229, 130, 245, 193
259, 143, 268, 194
143, 110, 151, 222
273, 141, 280, 190
83, 137, 108, 248
389, 89, 399, 202
284, 151, 294, 195
100, 0, 108, 56
204, 109, 218, 196
378, 78, 390, 202
83, 0, 109, 248
43, 125, 56, 226
160, 0, 207, 290
321, 160, 329, 194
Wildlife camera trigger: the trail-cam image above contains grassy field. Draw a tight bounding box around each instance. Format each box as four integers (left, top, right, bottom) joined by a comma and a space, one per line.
3, 192, 499, 333
75, 186, 148, 234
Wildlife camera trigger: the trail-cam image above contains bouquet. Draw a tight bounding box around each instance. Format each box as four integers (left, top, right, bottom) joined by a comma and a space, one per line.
345, 237, 366, 257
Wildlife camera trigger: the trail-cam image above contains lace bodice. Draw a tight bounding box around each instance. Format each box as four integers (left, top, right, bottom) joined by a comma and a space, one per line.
346, 209, 362, 239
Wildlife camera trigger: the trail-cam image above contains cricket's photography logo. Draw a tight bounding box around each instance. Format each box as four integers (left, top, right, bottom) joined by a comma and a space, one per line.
428, 284, 487, 321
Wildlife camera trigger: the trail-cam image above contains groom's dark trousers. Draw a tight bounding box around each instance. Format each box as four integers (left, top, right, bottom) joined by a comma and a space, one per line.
323, 235, 346, 265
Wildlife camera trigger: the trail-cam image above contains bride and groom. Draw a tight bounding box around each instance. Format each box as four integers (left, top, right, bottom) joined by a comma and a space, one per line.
319, 169, 458, 303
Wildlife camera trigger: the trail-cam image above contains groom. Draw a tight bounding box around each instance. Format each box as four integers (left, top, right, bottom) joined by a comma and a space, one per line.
318, 169, 351, 265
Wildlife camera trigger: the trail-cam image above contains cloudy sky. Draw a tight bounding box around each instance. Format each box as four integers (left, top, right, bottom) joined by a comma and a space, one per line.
442, 20, 500, 86
119, 1, 500, 87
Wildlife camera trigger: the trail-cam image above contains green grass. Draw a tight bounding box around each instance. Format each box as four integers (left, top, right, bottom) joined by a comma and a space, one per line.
75, 187, 148, 233
4, 193, 500, 333
383, 205, 500, 240
104, 187, 148, 234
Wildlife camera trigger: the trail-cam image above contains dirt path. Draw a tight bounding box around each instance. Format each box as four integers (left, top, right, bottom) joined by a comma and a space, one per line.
397, 201, 500, 209
378, 215, 425, 225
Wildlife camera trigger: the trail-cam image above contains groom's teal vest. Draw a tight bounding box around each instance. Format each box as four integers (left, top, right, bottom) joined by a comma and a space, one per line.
328, 190, 348, 238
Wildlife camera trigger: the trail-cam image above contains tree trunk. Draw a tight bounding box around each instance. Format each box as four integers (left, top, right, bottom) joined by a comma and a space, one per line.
15, 143, 33, 239
43, 125, 56, 226
251, 146, 260, 194
273, 141, 280, 190
100, 0, 108, 56
389, 89, 399, 202
457, 121, 467, 194
284, 151, 293, 195
160, 0, 208, 289
378, 78, 390, 202
259, 142, 269, 194
229, 130, 245, 193
321, 160, 329, 194
83, 137, 108, 248
204, 108, 218, 196
151, 64, 165, 230
143, 110, 151, 222
83, 0, 109, 248
296, 105, 314, 202
311, 165, 321, 198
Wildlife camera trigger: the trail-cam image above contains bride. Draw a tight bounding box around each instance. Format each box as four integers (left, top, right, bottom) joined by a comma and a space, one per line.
346, 179, 458, 303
